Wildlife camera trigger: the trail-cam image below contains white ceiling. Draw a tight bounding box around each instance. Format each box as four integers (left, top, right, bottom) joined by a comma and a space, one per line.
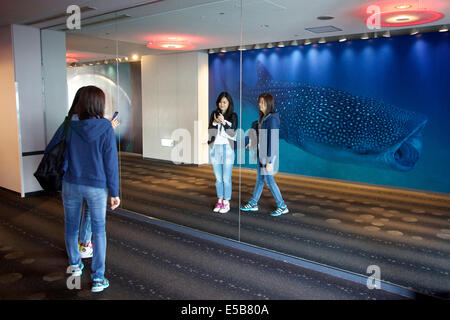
1, 0, 449, 61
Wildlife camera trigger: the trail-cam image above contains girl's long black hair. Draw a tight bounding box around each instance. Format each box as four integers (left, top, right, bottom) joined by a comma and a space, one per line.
258, 93, 275, 122
215, 91, 235, 120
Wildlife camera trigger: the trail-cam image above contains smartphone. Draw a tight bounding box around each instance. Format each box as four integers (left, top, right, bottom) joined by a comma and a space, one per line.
112, 111, 119, 120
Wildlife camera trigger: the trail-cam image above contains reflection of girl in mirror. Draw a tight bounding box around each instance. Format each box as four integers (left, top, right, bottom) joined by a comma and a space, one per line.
241, 93, 289, 217
208, 92, 238, 214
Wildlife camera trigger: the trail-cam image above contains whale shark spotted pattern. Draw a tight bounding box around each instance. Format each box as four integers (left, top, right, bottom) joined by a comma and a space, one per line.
239, 61, 427, 171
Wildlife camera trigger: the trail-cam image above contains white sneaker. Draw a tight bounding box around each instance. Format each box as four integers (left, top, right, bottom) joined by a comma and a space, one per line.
213, 201, 223, 213
219, 201, 230, 214
79, 242, 93, 259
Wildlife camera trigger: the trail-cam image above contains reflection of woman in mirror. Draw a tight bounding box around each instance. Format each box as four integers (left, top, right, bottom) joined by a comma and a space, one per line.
207, 92, 238, 214
241, 93, 289, 217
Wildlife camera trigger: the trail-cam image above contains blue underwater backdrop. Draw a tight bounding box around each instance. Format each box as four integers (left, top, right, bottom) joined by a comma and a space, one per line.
209, 31, 450, 194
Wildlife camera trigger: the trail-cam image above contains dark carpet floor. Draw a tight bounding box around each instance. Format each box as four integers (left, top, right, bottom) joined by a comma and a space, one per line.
0, 188, 404, 300
118, 153, 450, 299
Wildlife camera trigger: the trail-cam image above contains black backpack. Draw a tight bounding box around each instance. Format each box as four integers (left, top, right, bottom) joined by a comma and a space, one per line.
34, 117, 70, 193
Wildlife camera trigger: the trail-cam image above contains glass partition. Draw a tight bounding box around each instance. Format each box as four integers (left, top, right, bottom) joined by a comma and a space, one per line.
111, 1, 244, 242
237, 1, 450, 298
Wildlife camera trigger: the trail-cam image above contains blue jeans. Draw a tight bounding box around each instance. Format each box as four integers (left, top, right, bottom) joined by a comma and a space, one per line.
62, 181, 108, 280
79, 201, 92, 243
250, 164, 286, 208
210, 143, 234, 200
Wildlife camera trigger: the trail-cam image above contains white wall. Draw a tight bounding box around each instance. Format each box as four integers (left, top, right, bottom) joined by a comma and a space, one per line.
0, 25, 22, 193
0, 25, 67, 196
41, 29, 68, 143
12, 25, 46, 194
141, 52, 209, 165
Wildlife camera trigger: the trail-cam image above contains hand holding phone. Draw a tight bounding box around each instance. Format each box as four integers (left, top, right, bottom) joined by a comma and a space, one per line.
111, 111, 119, 120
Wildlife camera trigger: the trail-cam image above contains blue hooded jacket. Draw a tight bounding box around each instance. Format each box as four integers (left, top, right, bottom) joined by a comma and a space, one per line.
45, 118, 119, 197
245, 112, 280, 166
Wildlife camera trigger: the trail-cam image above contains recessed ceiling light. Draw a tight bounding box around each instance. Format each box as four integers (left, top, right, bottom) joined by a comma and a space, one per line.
439, 25, 448, 32
266, 43, 274, 48
339, 37, 347, 42
304, 39, 311, 45
253, 43, 261, 49
277, 42, 285, 47
132, 54, 139, 60
290, 40, 299, 46
361, 33, 369, 39
238, 46, 246, 51
395, 5, 412, 9
383, 31, 391, 37
220, 48, 227, 53
410, 29, 419, 35
318, 38, 326, 44
317, 16, 334, 20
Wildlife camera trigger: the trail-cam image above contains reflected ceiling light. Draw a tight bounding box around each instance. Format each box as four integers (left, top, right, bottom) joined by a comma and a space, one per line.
266, 42, 274, 48
318, 38, 326, 43
208, 49, 215, 54
439, 25, 448, 32
339, 37, 347, 42
383, 31, 391, 37
304, 39, 311, 45
290, 40, 299, 46
277, 42, 285, 47
146, 37, 195, 51
395, 4, 412, 9
219, 48, 227, 53
238, 46, 246, 51
253, 43, 261, 49
410, 29, 419, 35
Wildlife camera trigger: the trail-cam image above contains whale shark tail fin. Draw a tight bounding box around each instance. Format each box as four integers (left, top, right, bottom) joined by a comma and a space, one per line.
256, 60, 273, 87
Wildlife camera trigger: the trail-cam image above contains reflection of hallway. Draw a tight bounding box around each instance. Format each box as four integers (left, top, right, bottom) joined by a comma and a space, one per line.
120, 153, 450, 299
0, 188, 404, 300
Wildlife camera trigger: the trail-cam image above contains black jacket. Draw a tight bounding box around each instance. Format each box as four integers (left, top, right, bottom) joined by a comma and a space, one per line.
207, 111, 238, 149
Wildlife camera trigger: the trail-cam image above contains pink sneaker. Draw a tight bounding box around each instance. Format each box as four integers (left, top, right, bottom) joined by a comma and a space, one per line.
213, 201, 223, 213
219, 201, 230, 214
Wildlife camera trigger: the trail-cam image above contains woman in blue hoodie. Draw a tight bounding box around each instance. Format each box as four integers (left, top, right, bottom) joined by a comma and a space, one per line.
240, 93, 289, 217
67, 87, 119, 260
46, 86, 119, 292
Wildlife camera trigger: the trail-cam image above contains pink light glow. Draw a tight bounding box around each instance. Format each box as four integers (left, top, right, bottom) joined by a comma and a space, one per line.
144, 34, 207, 51
353, 0, 447, 26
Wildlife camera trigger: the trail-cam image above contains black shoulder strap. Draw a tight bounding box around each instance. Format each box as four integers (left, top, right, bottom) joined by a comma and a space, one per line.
62, 115, 70, 139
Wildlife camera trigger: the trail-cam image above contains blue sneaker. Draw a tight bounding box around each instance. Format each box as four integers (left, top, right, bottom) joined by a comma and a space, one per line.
91, 277, 109, 293
67, 263, 84, 277
240, 202, 258, 212
270, 206, 289, 217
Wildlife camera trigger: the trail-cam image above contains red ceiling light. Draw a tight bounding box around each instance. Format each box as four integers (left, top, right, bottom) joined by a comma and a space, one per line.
367, 9, 444, 27
356, 1, 446, 27
146, 37, 195, 51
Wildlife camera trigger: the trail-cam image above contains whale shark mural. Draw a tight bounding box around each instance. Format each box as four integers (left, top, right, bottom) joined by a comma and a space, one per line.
236, 61, 428, 172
